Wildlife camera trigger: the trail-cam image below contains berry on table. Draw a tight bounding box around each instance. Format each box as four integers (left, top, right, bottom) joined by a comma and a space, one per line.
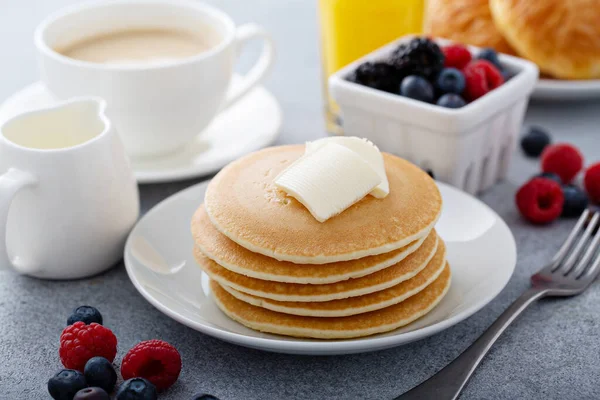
442, 44, 471, 69
463, 60, 504, 101
389, 37, 445, 80
67, 306, 103, 326
74, 387, 110, 400
60, 322, 117, 371
48, 369, 87, 400
84, 357, 117, 393
435, 68, 466, 94
192, 394, 221, 400
520, 126, 551, 157
561, 185, 589, 218
347, 61, 403, 93
584, 162, 600, 203
436, 94, 466, 108
400, 75, 434, 103
116, 378, 158, 400
533, 172, 562, 184
541, 143, 584, 184
121, 339, 182, 392
516, 178, 564, 224
477, 48, 503, 71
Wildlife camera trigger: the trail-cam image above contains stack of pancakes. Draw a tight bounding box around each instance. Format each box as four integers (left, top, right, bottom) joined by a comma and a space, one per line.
191, 145, 451, 339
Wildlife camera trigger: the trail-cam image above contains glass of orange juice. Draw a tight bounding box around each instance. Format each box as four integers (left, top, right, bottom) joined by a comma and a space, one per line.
319, 0, 425, 134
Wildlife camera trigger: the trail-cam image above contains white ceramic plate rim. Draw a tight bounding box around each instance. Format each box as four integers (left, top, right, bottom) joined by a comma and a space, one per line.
533, 78, 600, 100
124, 180, 516, 354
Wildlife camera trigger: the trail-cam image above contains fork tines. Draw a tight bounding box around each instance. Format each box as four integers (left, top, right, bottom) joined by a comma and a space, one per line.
550, 209, 600, 279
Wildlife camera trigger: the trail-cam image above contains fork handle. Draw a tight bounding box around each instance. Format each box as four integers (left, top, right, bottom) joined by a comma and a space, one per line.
395, 288, 547, 400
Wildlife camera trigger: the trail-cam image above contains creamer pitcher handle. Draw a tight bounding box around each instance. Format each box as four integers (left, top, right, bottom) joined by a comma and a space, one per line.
220, 23, 275, 110
0, 168, 36, 271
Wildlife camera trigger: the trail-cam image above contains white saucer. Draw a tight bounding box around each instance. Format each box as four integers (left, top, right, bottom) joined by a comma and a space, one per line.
124, 180, 517, 355
0, 78, 282, 183
533, 78, 600, 101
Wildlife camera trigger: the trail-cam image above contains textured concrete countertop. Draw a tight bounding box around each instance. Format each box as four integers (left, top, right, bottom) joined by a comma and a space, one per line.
1, 1, 600, 399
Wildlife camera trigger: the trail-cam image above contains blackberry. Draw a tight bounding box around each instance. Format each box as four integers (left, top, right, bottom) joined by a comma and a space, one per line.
389, 38, 444, 80
347, 62, 403, 93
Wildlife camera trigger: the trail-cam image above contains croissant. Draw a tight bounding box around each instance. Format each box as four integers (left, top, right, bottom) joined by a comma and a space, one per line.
490, 0, 600, 79
424, 0, 514, 54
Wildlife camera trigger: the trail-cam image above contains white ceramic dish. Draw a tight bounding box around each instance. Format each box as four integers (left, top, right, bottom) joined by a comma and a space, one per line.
0, 78, 282, 183
329, 36, 539, 195
533, 78, 600, 101
124, 180, 517, 355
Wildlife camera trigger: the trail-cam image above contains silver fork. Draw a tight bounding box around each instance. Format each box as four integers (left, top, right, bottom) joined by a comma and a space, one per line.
396, 209, 600, 400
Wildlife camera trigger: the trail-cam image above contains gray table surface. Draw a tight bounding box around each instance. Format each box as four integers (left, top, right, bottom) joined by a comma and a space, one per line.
1, 1, 600, 399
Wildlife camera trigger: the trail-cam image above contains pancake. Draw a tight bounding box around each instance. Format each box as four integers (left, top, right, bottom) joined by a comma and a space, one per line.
210, 264, 451, 339
192, 205, 429, 284
204, 145, 441, 264
424, 0, 515, 54
195, 232, 443, 302
490, 0, 600, 79
222, 257, 448, 317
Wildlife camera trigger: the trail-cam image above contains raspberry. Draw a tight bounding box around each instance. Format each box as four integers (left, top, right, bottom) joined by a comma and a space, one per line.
59, 322, 117, 372
463, 60, 504, 101
121, 340, 182, 391
541, 143, 584, 184
584, 162, 600, 203
443, 44, 472, 69
516, 178, 564, 224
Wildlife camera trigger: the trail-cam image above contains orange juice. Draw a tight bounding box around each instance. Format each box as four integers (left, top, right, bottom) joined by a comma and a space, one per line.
319, 0, 424, 133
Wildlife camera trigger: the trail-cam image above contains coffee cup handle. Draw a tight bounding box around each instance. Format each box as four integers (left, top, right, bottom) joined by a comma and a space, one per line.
0, 168, 37, 272
220, 23, 275, 111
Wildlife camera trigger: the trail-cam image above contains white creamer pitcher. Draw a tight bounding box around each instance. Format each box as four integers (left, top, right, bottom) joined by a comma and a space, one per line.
0, 97, 139, 279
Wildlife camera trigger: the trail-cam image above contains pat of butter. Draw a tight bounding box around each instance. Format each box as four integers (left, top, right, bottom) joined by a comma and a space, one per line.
274, 143, 381, 222
305, 136, 389, 198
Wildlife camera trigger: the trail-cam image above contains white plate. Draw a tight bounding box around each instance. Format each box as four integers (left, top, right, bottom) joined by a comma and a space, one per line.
533, 78, 600, 100
124, 180, 516, 355
0, 78, 282, 183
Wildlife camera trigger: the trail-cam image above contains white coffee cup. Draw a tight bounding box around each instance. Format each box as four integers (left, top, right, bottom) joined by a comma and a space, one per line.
35, 0, 275, 158
0, 97, 140, 279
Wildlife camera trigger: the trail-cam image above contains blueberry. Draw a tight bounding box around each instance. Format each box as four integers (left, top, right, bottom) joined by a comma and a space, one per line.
192, 394, 220, 400
116, 378, 157, 400
84, 357, 116, 393
435, 68, 466, 94
74, 387, 110, 400
534, 172, 562, 184
400, 75, 434, 103
520, 126, 551, 157
477, 48, 503, 71
436, 94, 466, 109
48, 369, 87, 400
562, 185, 589, 218
68, 306, 103, 325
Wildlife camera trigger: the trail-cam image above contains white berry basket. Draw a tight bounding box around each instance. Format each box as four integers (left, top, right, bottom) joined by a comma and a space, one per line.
329, 36, 539, 194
